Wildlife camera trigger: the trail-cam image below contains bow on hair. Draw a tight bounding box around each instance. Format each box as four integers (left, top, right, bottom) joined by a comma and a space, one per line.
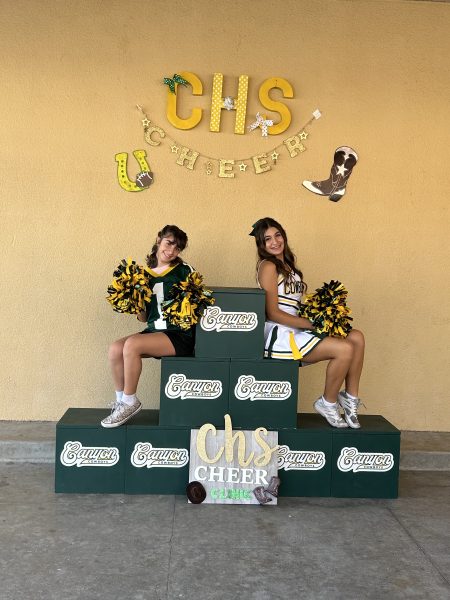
163, 74, 189, 94
248, 112, 274, 137
249, 222, 258, 236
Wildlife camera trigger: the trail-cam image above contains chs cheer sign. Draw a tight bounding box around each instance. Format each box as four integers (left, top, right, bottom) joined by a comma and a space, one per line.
189, 414, 279, 505
165, 72, 294, 135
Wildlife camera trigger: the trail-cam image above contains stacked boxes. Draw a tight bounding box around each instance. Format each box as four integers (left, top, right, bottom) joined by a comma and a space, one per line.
159, 287, 299, 430
277, 414, 400, 498
55, 286, 400, 498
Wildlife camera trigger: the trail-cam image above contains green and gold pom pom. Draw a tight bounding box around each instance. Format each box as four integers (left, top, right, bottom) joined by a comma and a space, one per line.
162, 271, 215, 331
299, 280, 353, 338
106, 258, 152, 314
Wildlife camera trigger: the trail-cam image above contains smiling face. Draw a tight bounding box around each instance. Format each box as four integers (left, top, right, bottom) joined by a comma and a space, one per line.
263, 226, 285, 260
156, 235, 181, 267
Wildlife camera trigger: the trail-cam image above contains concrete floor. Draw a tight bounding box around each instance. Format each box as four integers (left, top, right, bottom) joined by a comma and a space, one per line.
1, 464, 449, 600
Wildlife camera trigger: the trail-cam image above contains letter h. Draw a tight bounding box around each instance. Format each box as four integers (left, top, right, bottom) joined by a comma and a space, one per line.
209, 73, 249, 135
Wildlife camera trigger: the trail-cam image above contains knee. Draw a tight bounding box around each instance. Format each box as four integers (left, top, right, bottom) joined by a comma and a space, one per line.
123, 336, 140, 358
349, 329, 365, 351
108, 340, 124, 363
338, 339, 354, 363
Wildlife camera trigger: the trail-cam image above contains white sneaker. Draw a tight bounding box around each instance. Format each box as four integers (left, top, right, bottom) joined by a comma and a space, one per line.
314, 397, 348, 428
101, 399, 142, 428
338, 391, 362, 429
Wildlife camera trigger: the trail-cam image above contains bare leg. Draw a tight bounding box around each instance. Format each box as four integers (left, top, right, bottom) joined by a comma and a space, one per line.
108, 335, 134, 392
302, 337, 354, 402
345, 329, 365, 397
122, 333, 176, 395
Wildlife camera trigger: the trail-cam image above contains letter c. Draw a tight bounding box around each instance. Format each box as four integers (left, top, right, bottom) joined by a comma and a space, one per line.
196, 423, 224, 464
193, 465, 207, 481
166, 71, 203, 130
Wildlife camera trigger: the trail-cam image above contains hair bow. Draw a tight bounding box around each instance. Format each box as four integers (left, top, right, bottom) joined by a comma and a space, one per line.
163, 74, 189, 94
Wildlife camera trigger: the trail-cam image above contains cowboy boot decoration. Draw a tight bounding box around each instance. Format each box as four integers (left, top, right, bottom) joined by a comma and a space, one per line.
265, 476, 281, 498
302, 146, 358, 202
253, 486, 273, 505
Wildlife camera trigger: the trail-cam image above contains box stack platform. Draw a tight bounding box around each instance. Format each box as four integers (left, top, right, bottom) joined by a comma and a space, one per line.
56, 287, 400, 498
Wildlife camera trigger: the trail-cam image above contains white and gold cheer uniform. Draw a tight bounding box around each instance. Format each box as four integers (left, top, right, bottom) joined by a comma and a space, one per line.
257, 261, 324, 361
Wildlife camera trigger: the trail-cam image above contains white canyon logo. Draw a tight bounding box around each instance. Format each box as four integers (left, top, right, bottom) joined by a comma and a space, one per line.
337, 447, 394, 473
277, 446, 326, 471
131, 443, 189, 469
60, 441, 119, 467
165, 374, 223, 400
200, 306, 258, 332
234, 375, 292, 401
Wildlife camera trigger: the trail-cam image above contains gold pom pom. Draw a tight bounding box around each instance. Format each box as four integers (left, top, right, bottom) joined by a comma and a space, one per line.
162, 271, 214, 331
299, 280, 353, 338
106, 258, 152, 314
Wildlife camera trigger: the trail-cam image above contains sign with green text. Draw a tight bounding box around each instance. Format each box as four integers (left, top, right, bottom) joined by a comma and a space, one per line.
189, 414, 279, 505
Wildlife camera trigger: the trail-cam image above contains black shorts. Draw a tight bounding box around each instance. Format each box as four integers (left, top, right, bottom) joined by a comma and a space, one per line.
139, 328, 195, 356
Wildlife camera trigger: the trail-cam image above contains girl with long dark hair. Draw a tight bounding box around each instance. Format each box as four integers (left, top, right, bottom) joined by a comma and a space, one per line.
102, 225, 194, 428
251, 217, 365, 428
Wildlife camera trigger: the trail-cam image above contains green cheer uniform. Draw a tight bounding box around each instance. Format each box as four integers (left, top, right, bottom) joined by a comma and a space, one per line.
142, 262, 194, 334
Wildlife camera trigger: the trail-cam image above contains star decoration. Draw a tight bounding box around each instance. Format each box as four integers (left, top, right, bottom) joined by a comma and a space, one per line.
171, 145, 180, 153
142, 118, 150, 128
299, 130, 308, 140
336, 164, 348, 177
271, 151, 279, 162
239, 162, 247, 172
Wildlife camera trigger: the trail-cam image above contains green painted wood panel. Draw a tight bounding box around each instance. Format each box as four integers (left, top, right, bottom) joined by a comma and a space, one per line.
195, 287, 266, 359
229, 359, 298, 428
160, 357, 230, 427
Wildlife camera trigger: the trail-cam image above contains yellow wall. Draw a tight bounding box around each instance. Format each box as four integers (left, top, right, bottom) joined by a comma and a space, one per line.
1, 0, 449, 430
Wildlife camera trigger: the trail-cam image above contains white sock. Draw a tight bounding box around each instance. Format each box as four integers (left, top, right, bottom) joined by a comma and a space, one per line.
345, 391, 358, 400
115, 391, 123, 402
322, 396, 337, 407
122, 393, 137, 406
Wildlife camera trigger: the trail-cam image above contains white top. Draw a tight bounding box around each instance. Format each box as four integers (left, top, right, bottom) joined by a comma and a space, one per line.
257, 260, 303, 318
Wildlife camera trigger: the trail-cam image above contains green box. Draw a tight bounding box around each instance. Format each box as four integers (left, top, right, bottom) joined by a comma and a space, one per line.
125, 410, 190, 495
55, 409, 400, 499
159, 357, 230, 427
229, 359, 298, 429
278, 415, 332, 497
330, 415, 400, 498
195, 287, 266, 359
55, 408, 126, 493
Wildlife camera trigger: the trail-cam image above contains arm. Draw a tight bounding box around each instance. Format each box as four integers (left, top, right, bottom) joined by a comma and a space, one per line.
136, 310, 147, 323
137, 273, 153, 322
258, 261, 314, 330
